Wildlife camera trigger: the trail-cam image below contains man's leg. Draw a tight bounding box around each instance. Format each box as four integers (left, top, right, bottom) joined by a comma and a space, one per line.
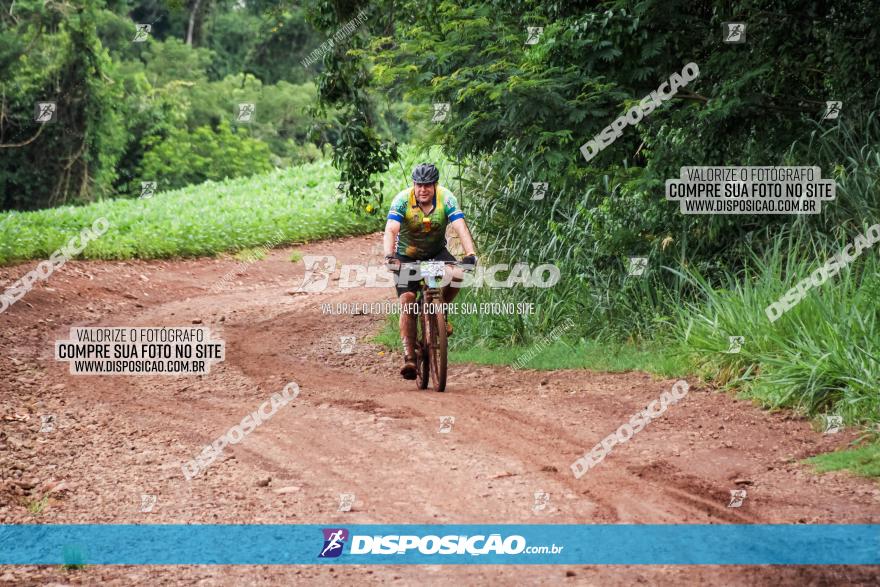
439, 265, 464, 337
441, 266, 465, 304
399, 291, 418, 379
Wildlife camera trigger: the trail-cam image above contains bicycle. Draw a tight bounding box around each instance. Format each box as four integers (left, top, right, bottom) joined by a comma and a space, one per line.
396, 260, 473, 392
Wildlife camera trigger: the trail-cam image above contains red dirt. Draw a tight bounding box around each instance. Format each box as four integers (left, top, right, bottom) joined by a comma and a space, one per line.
1, 233, 878, 585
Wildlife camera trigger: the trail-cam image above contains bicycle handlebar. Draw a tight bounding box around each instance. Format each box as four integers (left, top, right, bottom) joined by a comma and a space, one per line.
396, 260, 474, 267
391, 260, 476, 272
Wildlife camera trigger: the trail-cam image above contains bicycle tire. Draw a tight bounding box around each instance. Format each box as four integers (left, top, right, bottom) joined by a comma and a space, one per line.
428, 308, 447, 392
416, 311, 429, 390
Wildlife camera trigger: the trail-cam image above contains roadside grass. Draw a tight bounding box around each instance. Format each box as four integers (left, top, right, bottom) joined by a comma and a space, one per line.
289, 250, 303, 262
448, 339, 688, 377
670, 226, 880, 427
806, 442, 880, 478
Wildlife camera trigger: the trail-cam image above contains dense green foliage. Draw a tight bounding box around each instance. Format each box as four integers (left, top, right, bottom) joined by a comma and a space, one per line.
0, 0, 127, 209
0, 0, 412, 209
311, 0, 879, 327
140, 120, 274, 188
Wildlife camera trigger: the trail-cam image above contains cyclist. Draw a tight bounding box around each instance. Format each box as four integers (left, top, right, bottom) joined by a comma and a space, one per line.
383, 163, 477, 380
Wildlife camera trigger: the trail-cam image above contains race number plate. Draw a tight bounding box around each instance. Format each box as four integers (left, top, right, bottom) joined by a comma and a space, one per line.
419, 261, 445, 278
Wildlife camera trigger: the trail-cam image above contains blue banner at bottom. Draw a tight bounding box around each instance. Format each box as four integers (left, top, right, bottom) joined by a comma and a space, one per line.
1, 524, 878, 565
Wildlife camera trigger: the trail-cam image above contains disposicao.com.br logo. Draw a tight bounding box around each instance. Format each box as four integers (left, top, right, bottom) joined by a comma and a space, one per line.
318, 528, 349, 558
318, 528, 563, 558
295, 255, 561, 292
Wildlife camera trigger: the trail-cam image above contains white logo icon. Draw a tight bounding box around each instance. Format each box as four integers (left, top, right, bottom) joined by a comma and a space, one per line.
439, 416, 455, 433
35, 102, 57, 123
525, 27, 544, 45
338, 493, 355, 512
532, 491, 550, 512
321, 529, 346, 557
823, 415, 843, 435
298, 255, 336, 292
628, 257, 648, 276
339, 335, 356, 354
237, 103, 256, 122
723, 22, 746, 43
39, 414, 56, 433
133, 24, 151, 42
432, 102, 450, 122
728, 336, 745, 354
823, 101, 842, 120
140, 494, 157, 512
140, 181, 157, 199
531, 182, 548, 201
728, 489, 747, 508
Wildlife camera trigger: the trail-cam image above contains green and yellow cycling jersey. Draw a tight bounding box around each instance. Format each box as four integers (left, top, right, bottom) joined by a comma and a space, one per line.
386, 185, 464, 258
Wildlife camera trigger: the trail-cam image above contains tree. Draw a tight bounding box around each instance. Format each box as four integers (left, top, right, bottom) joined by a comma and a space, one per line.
0, 0, 126, 209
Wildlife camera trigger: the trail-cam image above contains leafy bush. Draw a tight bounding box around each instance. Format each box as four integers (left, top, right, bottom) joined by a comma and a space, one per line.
205, 3, 321, 84
139, 121, 274, 190
141, 36, 215, 85
106, 58, 191, 198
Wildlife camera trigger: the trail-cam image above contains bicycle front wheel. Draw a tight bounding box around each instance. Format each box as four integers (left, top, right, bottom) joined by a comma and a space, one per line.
416, 310, 429, 390
427, 309, 447, 392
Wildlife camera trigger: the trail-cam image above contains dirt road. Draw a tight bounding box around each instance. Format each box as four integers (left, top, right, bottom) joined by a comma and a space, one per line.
1, 233, 878, 585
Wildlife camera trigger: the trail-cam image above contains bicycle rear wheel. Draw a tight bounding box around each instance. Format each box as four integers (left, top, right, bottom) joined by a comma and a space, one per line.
427, 309, 447, 392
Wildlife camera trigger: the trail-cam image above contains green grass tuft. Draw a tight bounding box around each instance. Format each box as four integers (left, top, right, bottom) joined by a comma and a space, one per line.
26, 495, 49, 515
806, 442, 880, 478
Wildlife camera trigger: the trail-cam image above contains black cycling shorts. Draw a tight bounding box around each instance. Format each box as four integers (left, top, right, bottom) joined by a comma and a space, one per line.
393, 248, 457, 297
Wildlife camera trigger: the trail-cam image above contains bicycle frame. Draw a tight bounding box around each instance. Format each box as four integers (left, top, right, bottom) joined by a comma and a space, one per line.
394, 261, 472, 392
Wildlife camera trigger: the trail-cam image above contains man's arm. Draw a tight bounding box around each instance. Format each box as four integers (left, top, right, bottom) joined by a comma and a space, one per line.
384, 220, 400, 257
450, 218, 476, 256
